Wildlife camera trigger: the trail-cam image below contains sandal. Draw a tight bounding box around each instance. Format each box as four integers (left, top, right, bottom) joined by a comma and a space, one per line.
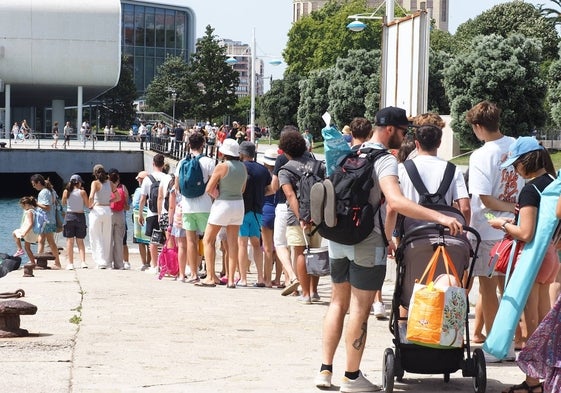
502, 381, 543, 393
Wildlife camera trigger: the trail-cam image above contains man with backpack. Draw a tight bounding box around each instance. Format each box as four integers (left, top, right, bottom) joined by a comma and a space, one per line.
138, 154, 166, 274
174, 132, 216, 283
314, 107, 464, 391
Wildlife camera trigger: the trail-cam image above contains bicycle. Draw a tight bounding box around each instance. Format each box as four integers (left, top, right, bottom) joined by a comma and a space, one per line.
15, 131, 36, 143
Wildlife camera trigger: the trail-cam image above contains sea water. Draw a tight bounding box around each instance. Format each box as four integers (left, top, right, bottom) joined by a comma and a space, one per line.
0, 199, 134, 262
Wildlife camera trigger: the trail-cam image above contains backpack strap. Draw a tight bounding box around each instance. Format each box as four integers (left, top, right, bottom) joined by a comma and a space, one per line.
148, 174, 156, 184
403, 160, 456, 204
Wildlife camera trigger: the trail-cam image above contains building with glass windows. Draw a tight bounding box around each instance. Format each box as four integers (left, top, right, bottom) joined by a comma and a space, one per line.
121, 0, 196, 96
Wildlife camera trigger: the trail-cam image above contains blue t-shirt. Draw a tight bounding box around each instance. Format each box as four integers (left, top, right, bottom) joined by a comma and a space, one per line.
38, 188, 56, 224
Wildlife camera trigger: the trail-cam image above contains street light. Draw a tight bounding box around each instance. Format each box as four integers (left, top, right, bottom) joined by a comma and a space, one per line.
224, 28, 282, 143
166, 88, 177, 127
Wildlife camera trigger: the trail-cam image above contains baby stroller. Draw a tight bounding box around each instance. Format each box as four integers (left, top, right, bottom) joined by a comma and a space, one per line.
382, 206, 486, 393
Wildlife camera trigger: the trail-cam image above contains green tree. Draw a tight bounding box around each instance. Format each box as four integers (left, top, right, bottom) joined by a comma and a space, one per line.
428, 49, 452, 114
540, 0, 561, 26
327, 49, 381, 127
454, 1, 559, 61
260, 73, 301, 137
297, 68, 335, 140
547, 57, 561, 127
96, 56, 137, 129
189, 25, 239, 122
145, 55, 194, 120
444, 33, 547, 147
284, 0, 383, 76
230, 96, 251, 125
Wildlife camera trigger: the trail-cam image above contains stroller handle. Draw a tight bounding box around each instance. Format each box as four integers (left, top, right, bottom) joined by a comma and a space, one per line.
402, 224, 481, 245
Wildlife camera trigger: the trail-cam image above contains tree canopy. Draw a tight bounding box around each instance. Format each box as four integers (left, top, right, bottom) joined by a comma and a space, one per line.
444, 33, 547, 147
297, 67, 335, 140
284, 0, 383, 76
260, 73, 301, 137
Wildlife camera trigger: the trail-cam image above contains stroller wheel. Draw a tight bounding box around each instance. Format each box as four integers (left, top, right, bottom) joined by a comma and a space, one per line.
382, 348, 395, 393
472, 348, 487, 393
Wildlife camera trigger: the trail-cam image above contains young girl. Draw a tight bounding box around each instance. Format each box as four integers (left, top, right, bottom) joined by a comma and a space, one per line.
12, 196, 38, 264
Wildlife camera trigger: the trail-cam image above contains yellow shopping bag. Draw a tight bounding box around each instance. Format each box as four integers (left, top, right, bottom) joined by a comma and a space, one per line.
406, 245, 466, 348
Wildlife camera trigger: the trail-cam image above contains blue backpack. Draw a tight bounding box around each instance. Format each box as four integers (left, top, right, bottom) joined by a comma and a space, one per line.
33, 208, 49, 234
179, 154, 206, 198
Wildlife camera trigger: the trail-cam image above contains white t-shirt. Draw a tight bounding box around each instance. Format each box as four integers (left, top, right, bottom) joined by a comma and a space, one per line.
174, 155, 216, 213
468, 135, 525, 240
158, 174, 173, 214
398, 155, 469, 204
140, 171, 165, 217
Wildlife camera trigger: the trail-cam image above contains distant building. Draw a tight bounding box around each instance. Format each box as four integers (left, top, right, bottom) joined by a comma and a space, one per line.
293, 0, 449, 32
121, 0, 196, 96
222, 39, 265, 99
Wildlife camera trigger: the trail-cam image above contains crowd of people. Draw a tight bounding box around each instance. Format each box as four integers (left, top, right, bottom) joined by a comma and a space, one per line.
9, 102, 561, 392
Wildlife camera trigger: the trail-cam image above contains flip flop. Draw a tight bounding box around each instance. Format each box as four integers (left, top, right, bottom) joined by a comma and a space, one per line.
253, 282, 266, 288
323, 179, 337, 227
281, 278, 300, 296
194, 282, 216, 288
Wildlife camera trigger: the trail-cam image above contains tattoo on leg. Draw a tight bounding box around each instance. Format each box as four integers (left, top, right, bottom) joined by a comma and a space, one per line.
352, 322, 368, 350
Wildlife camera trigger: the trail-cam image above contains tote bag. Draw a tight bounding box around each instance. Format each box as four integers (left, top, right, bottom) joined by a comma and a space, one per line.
406, 245, 467, 348
158, 236, 179, 279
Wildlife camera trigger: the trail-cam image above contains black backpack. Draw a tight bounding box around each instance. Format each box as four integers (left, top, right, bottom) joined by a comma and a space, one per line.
317, 147, 389, 246
403, 160, 455, 206
163, 174, 175, 211
281, 159, 325, 224
147, 175, 160, 213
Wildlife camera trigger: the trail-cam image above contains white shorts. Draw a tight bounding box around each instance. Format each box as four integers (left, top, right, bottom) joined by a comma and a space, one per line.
274, 203, 289, 248
471, 239, 498, 277
207, 199, 244, 227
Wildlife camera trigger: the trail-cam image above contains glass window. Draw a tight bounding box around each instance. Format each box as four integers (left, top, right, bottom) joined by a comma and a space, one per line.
175, 12, 185, 52
134, 5, 145, 47
145, 56, 155, 90
123, 4, 134, 46
155, 8, 165, 48
134, 56, 145, 93
441, 0, 447, 22
145, 7, 155, 47
165, 10, 175, 49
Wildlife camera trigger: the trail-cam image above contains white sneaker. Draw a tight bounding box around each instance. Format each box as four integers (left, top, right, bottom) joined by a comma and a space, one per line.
373, 302, 387, 319
147, 266, 158, 274
314, 370, 332, 388
123, 262, 131, 270
66, 264, 75, 271
483, 350, 501, 363
340, 371, 381, 392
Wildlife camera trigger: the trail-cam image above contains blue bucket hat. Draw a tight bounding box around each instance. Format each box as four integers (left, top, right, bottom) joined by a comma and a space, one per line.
501, 137, 544, 168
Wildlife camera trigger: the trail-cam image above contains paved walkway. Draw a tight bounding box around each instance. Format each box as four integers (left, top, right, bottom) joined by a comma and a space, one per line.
0, 248, 525, 393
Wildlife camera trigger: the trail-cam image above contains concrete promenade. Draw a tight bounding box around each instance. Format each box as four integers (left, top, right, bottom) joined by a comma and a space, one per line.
0, 248, 526, 393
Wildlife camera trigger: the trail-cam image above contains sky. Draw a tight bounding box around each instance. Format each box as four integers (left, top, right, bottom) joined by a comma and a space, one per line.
192, 0, 549, 88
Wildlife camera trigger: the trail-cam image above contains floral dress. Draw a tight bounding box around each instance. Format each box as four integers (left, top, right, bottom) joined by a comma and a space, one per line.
518, 293, 561, 392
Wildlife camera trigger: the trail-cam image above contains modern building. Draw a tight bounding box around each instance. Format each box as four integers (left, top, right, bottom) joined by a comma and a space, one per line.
0, 0, 196, 136
293, 0, 449, 32
222, 39, 265, 99
121, 0, 196, 96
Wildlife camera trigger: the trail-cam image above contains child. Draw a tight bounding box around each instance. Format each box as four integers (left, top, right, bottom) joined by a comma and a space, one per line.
12, 196, 38, 263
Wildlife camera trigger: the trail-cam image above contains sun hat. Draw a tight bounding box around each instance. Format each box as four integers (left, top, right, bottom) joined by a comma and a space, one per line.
69, 174, 83, 183
93, 164, 104, 173
219, 138, 240, 157
135, 170, 148, 180
239, 141, 256, 158
263, 148, 279, 166
500, 136, 544, 168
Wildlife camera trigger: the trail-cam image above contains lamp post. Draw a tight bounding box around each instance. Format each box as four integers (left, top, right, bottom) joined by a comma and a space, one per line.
225, 29, 281, 143
166, 88, 177, 127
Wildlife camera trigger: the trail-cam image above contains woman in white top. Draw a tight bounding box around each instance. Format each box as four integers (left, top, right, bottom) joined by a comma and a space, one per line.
88, 164, 120, 269
62, 174, 89, 270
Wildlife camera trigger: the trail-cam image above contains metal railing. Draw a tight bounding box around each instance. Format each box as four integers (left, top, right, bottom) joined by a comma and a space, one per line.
149, 136, 218, 162
5, 132, 140, 151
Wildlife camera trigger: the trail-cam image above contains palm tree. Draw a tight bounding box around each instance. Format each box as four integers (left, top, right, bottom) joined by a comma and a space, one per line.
539, 0, 561, 25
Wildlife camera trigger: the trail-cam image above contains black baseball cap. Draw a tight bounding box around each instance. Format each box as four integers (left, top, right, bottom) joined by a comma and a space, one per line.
375, 106, 413, 127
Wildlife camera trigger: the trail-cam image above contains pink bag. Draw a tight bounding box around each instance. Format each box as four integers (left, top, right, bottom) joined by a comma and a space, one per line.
158, 236, 179, 279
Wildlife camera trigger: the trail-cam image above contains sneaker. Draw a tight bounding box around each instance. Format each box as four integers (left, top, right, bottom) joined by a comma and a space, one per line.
66, 264, 75, 271
14, 249, 25, 257
140, 264, 150, 271
297, 295, 312, 305
373, 302, 387, 319
483, 350, 501, 363
123, 262, 131, 270
310, 182, 325, 225
147, 266, 158, 274
340, 371, 381, 392
314, 370, 332, 388
81, 264, 88, 269
323, 179, 337, 227
311, 293, 321, 303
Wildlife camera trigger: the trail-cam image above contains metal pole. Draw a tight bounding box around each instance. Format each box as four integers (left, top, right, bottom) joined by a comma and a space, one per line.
250, 28, 256, 144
